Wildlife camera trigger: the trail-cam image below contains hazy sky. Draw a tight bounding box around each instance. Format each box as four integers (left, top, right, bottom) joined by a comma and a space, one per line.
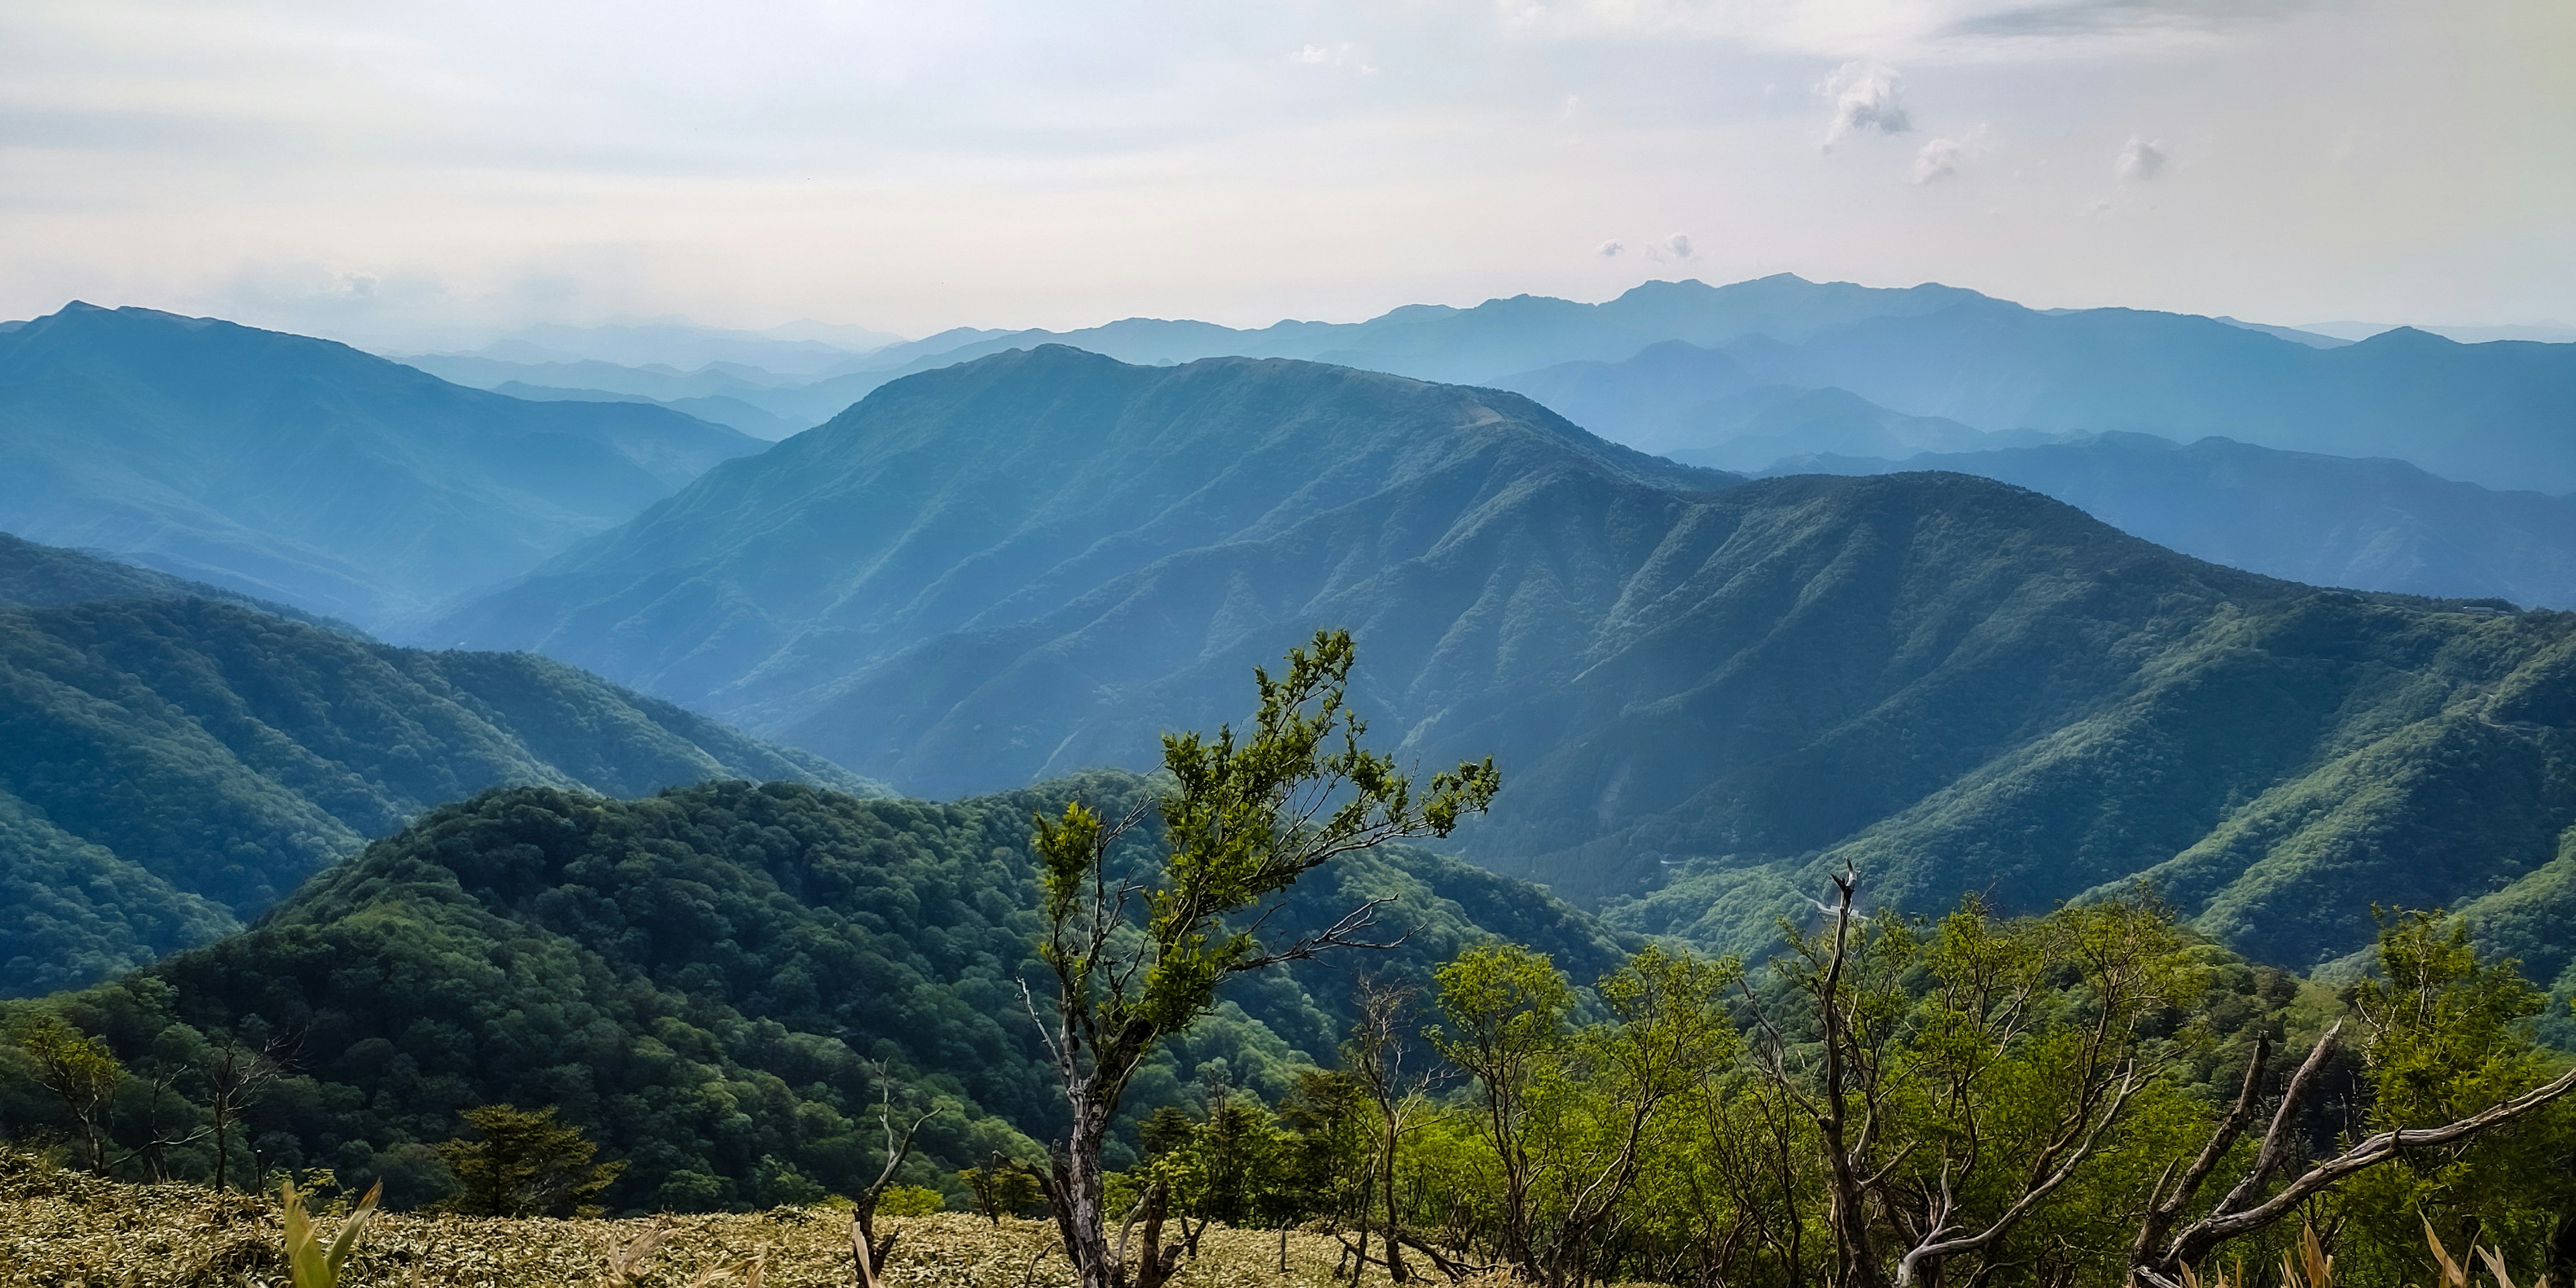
4, 0, 2569, 347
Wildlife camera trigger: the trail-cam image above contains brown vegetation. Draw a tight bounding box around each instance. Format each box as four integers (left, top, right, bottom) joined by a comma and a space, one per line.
0, 1149, 1419, 1288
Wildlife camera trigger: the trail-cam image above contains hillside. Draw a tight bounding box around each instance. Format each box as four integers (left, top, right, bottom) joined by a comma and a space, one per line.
15, 775, 1620, 1212
0, 547, 872, 995
0, 304, 765, 629
1768, 432, 2576, 609
435, 347, 2576, 973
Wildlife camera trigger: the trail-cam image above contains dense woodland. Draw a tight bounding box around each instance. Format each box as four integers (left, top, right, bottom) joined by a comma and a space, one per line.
3, 680, 2572, 1287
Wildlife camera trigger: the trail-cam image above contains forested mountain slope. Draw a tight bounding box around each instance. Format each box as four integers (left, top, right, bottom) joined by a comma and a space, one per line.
0, 542, 873, 995
29, 775, 1621, 1211
440, 347, 2576, 971
0, 304, 763, 629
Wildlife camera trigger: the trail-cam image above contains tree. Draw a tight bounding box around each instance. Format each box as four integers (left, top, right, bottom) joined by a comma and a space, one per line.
10, 1013, 123, 1175
1743, 873, 2201, 1288
1022, 628, 1499, 1288
1344, 978, 1444, 1282
1432, 943, 1741, 1286
431, 1104, 625, 1217
961, 1163, 1043, 1224
849, 1064, 944, 1288
199, 1032, 285, 1193
2131, 912, 2576, 1287
1430, 942, 1573, 1277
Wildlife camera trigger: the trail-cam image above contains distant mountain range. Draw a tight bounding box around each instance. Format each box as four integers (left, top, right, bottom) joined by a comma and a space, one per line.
438, 345, 2576, 979
1489, 305, 2576, 494
0, 305, 764, 630
0, 534, 871, 996
1764, 432, 2576, 610
396, 274, 2576, 499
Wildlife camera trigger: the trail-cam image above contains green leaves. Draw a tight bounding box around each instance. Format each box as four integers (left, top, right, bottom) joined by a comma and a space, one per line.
1038, 629, 1503, 1104
431, 1103, 626, 1218
280, 1176, 381, 1288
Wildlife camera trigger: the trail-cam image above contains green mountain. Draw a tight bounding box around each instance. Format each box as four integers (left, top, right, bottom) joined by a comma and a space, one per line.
439, 347, 2576, 973
0, 537, 873, 996
0, 304, 765, 630
1764, 431, 2576, 610
21, 774, 1619, 1210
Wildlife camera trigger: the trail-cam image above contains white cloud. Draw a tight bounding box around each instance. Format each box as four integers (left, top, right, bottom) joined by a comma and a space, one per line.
1644, 233, 1695, 262
2118, 136, 2169, 180
1820, 62, 1910, 148
1912, 127, 1988, 183
1597, 239, 1625, 257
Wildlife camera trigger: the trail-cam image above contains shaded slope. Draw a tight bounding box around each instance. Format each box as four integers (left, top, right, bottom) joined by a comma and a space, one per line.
443, 348, 2576, 969
0, 570, 875, 996
0, 305, 764, 629
94, 775, 1621, 1210
437, 345, 1728, 719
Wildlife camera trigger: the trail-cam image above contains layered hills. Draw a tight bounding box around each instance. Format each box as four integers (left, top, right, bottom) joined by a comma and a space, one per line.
1509, 309, 2576, 494
443, 347, 2576, 973
38, 774, 1619, 1210
0, 536, 870, 995
0, 305, 763, 630
1772, 432, 2576, 610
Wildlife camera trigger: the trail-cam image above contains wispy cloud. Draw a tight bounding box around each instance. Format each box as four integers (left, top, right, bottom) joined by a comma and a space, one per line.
1912, 126, 1990, 183
1820, 62, 1909, 148
2118, 136, 2168, 179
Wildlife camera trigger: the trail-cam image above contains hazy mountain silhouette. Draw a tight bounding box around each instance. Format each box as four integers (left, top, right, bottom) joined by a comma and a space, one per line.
1702, 307, 2576, 492
1767, 432, 2576, 608
0, 304, 765, 629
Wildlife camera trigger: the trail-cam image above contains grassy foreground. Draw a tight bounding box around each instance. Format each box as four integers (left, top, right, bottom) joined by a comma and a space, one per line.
0, 1155, 1411, 1288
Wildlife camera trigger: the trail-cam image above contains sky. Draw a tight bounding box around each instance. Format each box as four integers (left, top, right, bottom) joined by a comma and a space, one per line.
3, 0, 2571, 350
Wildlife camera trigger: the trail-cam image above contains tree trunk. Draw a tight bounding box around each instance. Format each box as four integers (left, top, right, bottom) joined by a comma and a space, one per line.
1381, 1121, 1412, 1282
1039, 1083, 1121, 1288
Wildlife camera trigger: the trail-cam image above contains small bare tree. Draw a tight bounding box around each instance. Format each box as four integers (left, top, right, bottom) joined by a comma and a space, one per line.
1022, 629, 1499, 1288
851, 1061, 943, 1288
1344, 977, 1445, 1282
200, 1033, 286, 1193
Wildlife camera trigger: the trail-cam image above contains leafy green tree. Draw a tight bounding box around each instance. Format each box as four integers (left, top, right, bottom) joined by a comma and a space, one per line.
1022, 628, 1499, 1288
9, 1012, 123, 1174
1433, 943, 1741, 1286
2332, 913, 2576, 1282
960, 1163, 1043, 1224
1430, 941, 1574, 1275
430, 1104, 625, 1217
2136, 911, 2576, 1288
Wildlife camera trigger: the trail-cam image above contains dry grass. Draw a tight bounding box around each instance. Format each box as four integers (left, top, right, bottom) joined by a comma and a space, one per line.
0, 1153, 1411, 1288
